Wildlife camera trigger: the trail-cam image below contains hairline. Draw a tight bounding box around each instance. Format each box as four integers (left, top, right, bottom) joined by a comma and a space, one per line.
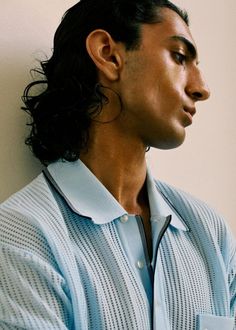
124, 5, 189, 51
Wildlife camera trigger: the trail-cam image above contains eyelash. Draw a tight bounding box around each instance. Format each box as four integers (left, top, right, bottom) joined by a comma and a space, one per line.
173, 52, 187, 65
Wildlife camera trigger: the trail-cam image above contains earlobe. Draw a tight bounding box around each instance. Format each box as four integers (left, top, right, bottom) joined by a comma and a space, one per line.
86, 29, 122, 82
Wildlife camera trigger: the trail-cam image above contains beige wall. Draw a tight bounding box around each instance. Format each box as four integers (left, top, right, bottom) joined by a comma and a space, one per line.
0, 1, 235, 236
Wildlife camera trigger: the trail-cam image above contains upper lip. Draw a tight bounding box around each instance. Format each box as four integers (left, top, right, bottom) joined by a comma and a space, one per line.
183, 106, 196, 117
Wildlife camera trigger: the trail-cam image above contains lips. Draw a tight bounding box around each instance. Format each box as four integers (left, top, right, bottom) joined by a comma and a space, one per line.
183, 106, 196, 117
182, 106, 196, 124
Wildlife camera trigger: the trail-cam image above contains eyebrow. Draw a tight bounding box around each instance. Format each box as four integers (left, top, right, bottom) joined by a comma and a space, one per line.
169, 35, 199, 63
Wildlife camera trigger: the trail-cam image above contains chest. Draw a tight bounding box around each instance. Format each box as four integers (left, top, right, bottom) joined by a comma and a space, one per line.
64, 214, 221, 330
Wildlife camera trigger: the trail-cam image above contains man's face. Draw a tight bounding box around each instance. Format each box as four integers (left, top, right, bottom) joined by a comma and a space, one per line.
118, 8, 210, 150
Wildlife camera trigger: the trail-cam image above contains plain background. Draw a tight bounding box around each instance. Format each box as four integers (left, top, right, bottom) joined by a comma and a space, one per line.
0, 1, 235, 236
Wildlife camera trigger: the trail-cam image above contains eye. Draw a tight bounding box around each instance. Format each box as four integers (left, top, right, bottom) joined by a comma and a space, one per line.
173, 52, 187, 65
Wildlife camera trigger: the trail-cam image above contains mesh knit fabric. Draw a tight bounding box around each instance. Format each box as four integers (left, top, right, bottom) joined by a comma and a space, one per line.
0, 173, 235, 329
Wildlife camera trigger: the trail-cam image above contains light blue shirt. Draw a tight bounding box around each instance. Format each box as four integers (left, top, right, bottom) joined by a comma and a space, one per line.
46, 160, 188, 308
0, 159, 235, 329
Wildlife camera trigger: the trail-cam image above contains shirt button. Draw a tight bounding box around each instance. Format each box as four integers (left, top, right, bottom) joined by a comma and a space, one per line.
120, 214, 129, 223
136, 260, 145, 269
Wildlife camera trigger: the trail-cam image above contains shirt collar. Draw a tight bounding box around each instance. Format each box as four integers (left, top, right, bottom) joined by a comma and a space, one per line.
146, 167, 189, 231
46, 159, 126, 224
46, 159, 188, 231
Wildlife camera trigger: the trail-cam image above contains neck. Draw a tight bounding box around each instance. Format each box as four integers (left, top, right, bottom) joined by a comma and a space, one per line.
80, 124, 149, 214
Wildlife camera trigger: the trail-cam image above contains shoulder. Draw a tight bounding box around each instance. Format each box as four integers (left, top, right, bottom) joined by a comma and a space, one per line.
155, 180, 236, 265
155, 179, 221, 220
0, 173, 64, 263
155, 179, 225, 226
1, 172, 55, 213
0, 173, 62, 230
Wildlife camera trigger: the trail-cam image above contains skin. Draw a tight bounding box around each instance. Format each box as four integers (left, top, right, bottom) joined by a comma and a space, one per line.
80, 8, 210, 257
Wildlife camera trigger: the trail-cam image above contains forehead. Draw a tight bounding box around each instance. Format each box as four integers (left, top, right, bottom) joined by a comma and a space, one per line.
140, 8, 197, 50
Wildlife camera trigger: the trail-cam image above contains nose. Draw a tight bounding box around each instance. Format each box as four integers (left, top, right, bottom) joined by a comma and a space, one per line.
185, 68, 210, 102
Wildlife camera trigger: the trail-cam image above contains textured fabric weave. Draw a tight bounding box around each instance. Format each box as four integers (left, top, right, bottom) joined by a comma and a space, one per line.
0, 160, 235, 330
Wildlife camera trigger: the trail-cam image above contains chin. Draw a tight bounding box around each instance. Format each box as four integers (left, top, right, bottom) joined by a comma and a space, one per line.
150, 130, 186, 150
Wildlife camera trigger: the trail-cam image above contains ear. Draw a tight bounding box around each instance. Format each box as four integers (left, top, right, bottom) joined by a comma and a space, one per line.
86, 29, 123, 82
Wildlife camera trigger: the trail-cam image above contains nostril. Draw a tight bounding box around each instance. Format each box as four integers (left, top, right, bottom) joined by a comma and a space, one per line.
192, 92, 203, 100
186, 81, 210, 101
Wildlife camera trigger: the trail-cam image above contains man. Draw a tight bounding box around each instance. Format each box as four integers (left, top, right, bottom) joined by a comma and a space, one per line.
0, 0, 235, 329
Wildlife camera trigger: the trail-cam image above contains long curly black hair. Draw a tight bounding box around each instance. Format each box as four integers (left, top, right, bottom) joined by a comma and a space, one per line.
22, 0, 188, 165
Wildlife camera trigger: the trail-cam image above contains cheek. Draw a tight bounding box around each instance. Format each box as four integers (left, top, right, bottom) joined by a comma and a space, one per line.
157, 69, 186, 107
120, 54, 185, 114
